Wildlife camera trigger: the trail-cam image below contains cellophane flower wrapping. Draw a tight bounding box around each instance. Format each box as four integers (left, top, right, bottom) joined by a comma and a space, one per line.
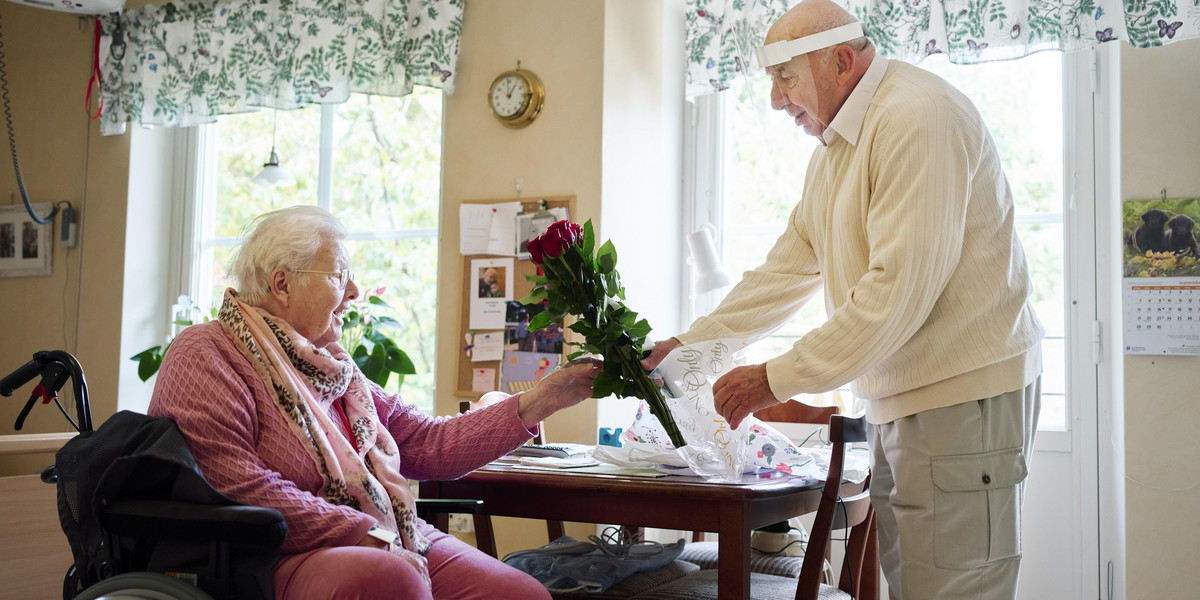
519, 219, 687, 448
598, 339, 826, 482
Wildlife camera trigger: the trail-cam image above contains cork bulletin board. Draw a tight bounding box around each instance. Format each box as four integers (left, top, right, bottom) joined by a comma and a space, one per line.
455, 195, 575, 397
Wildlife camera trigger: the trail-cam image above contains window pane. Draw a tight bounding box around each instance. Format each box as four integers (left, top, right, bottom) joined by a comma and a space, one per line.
921, 54, 1066, 429
330, 90, 442, 232
723, 74, 827, 369
213, 108, 324, 239
345, 238, 439, 410
202, 93, 442, 414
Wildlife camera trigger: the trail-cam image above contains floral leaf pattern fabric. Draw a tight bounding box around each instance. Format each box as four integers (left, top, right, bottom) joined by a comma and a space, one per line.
685, 0, 1198, 97
97, 0, 463, 136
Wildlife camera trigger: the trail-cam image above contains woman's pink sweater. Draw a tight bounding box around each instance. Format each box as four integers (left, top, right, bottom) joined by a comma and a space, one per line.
148, 321, 536, 555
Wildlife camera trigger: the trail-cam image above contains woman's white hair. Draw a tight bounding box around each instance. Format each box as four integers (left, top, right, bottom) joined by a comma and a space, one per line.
230, 205, 347, 305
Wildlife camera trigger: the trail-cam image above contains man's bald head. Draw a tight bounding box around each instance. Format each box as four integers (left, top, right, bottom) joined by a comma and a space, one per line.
766, 0, 861, 45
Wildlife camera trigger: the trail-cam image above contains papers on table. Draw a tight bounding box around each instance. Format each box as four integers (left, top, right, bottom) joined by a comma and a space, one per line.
491, 445, 669, 478
509, 442, 594, 459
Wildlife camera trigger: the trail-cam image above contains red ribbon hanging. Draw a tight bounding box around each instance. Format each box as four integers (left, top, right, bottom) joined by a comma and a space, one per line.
85, 18, 103, 120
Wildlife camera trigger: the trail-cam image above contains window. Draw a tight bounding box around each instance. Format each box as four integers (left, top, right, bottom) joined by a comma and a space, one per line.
690, 52, 1072, 430
182, 90, 443, 413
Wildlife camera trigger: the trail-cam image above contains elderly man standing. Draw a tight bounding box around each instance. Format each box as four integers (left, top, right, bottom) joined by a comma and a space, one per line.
644, 0, 1044, 598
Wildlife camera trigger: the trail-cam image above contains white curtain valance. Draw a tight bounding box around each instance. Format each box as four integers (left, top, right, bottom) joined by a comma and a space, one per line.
686, 0, 1198, 97
97, 0, 463, 135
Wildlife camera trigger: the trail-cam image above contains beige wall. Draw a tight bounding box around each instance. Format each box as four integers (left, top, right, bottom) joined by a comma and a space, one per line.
438, 0, 683, 556
0, 4, 131, 476
1120, 37, 1200, 599
438, 0, 606, 443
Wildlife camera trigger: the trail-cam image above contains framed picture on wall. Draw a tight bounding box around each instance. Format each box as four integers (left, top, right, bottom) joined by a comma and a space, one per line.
0, 203, 53, 277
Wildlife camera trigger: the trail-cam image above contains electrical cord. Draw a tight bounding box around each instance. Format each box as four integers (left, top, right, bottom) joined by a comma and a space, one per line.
0, 12, 59, 224
586, 526, 666, 559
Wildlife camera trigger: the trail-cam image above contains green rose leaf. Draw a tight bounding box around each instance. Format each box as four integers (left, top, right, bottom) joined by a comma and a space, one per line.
597, 240, 617, 274
527, 310, 556, 332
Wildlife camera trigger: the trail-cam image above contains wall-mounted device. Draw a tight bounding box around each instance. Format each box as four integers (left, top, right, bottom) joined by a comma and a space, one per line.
3, 0, 124, 14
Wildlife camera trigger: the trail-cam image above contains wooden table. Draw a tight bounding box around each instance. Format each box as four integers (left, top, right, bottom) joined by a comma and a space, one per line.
420, 464, 872, 600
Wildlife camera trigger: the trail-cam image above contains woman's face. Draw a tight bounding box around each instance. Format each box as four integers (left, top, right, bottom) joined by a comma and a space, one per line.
286, 242, 359, 347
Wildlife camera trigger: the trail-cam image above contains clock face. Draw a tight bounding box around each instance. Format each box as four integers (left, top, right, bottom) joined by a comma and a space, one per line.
490, 74, 528, 118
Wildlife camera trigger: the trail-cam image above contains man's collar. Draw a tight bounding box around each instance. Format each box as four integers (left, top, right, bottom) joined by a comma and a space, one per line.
822, 54, 889, 146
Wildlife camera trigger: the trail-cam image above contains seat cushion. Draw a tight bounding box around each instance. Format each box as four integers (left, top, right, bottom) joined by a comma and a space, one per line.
627, 569, 851, 600
550, 560, 700, 600
677, 541, 806, 578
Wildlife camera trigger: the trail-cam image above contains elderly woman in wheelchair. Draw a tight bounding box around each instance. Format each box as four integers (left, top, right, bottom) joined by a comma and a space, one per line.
148, 205, 600, 600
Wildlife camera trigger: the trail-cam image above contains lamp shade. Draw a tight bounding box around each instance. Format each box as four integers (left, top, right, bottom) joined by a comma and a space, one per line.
251, 150, 295, 187
687, 228, 732, 294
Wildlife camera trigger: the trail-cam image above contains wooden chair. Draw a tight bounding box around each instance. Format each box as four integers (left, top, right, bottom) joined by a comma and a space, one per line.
627, 413, 877, 600
673, 400, 839, 577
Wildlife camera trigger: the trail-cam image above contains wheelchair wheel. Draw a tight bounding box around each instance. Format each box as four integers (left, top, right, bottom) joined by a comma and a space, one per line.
72, 572, 215, 600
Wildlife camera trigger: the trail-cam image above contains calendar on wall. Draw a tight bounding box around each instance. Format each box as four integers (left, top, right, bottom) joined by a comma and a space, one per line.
1120, 197, 1200, 355
1122, 278, 1200, 355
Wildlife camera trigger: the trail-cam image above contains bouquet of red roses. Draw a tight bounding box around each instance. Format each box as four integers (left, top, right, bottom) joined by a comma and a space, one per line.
520, 219, 687, 448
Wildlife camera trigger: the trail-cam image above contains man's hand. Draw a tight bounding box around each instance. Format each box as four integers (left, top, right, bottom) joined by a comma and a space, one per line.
712, 363, 777, 429
640, 337, 682, 371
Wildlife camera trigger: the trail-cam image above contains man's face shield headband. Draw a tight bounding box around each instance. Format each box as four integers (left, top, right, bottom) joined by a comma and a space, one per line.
754, 22, 865, 69
754, 22, 864, 136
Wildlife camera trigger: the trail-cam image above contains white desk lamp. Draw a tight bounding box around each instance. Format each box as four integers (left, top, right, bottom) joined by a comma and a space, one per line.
687, 226, 732, 294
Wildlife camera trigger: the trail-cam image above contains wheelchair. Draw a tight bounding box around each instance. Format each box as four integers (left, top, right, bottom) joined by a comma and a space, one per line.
3, 350, 482, 600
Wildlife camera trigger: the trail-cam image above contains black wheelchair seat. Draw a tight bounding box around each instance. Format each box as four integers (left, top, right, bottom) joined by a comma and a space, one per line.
55, 410, 286, 600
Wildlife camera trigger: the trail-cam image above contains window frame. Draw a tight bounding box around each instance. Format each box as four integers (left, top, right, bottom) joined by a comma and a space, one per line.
171, 103, 443, 411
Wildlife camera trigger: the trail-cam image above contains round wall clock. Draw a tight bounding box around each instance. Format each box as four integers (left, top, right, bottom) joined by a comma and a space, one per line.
488, 66, 545, 129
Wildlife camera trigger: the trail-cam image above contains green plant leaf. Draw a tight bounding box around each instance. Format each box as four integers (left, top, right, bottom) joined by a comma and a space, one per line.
130, 345, 166, 382
582, 220, 596, 256
628, 318, 652, 340
367, 296, 393, 308
364, 343, 389, 386
386, 347, 417, 375
518, 287, 548, 305
597, 240, 617, 274
352, 345, 371, 371
527, 311, 555, 332
373, 315, 401, 329
592, 370, 617, 398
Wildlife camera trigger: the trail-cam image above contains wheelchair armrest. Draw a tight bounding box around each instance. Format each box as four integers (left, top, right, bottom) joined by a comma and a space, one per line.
99, 499, 287, 548
415, 498, 484, 522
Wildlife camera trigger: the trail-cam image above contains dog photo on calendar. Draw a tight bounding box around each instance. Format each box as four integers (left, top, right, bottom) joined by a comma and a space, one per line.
1123, 197, 1200, 278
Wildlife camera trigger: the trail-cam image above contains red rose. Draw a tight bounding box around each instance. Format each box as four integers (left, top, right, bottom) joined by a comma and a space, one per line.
527, 236, 546, 264
540, 220, 580, 259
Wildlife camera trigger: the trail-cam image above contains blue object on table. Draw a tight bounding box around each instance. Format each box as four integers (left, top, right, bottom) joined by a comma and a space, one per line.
598, 427, 623, 448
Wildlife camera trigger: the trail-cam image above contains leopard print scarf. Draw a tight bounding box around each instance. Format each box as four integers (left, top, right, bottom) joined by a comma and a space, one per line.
217, 289, 429, 555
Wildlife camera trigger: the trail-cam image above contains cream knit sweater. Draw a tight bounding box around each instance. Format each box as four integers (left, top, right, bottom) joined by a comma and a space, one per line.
679, 58, 1044, 424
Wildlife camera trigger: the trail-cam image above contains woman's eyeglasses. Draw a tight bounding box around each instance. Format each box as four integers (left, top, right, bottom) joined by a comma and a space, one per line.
295, 268, 354, 288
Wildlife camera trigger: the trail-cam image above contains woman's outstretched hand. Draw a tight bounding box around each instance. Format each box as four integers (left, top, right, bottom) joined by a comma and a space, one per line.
517, 357, 603, 428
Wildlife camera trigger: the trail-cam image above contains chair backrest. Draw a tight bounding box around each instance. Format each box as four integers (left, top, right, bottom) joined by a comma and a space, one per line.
795, 414, 875, 600
753, 399, 838, 426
